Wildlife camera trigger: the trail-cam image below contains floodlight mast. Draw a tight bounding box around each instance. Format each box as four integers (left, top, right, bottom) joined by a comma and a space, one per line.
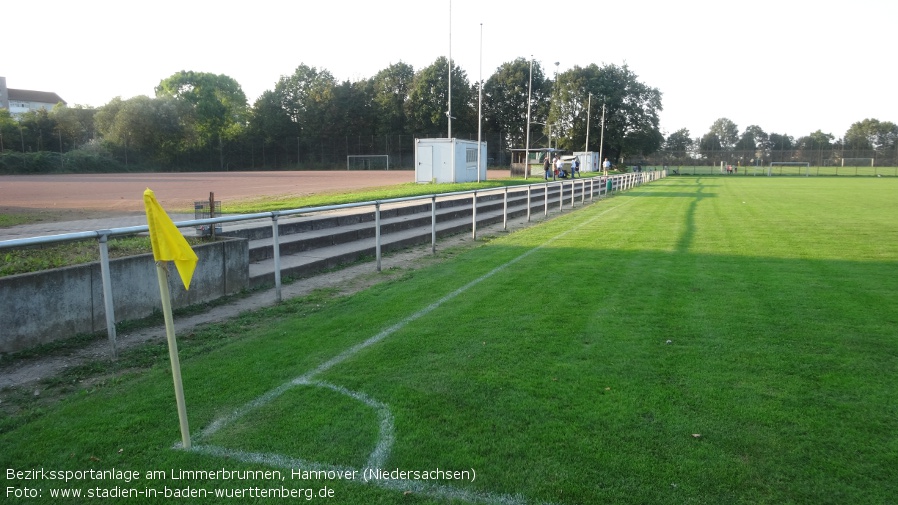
524, 56, 533, 180
585, 93, 591, 151
599, 102, 606, 175
447, 0, 452, 139
477, 22, 483, 182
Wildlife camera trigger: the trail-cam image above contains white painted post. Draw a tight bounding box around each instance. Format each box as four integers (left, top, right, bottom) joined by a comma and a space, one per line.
472, 191, 477, 240
527, 185, 532, 222
271, 214, 282, 302
559, 182, 563, 212
97, 233, 117, 359
503, 187, 508, 230
431, 196, 437, 254
375, 202, 382, 271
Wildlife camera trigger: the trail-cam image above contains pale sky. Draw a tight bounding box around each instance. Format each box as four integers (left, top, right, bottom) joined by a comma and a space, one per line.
6, 0, 896, 141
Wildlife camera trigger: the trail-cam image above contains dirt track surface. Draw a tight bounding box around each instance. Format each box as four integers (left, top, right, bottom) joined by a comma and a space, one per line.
0, 171, 419, 213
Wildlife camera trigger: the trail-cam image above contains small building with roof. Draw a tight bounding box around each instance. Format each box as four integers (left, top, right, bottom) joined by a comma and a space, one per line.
415, 138, 487, 183
0, 77, 67, 118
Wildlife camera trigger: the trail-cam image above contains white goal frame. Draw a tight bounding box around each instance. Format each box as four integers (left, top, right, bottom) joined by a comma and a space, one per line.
841, 157, 874, 167
347, 155, 390, 170
769, 161, 811, 177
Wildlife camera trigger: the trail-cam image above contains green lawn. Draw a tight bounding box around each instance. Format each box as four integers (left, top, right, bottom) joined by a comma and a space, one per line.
665, 165, 898, 177
2, 176, 896, 504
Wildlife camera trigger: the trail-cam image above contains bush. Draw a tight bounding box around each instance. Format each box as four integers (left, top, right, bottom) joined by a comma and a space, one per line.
0, 142, 127, 174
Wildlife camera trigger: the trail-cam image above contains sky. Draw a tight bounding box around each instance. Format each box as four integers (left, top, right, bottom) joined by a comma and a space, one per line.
5, 0, 896, 141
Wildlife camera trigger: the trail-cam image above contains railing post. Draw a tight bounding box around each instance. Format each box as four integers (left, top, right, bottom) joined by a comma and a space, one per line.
571, 180, 576, 207
431, 195, 437, 254
544, 182, 549, 216
559, 182, 563, 212
472, 191, 478, 240
375, 201, 382, 271
503, 187, 508, 230
271, 213, 282, 302
97, 232, 117, 359
527, 184, 532, 222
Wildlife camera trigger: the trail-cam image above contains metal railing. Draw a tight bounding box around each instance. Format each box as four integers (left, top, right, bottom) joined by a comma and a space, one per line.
0, 171, 664, 357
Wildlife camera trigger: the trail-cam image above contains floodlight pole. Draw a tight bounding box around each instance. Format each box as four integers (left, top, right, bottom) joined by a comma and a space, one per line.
553, 62, 559, 150
524, 56, 533, 180
599, 103, 606, 176
477, 22, 483, 183
585, 93, 591, 152
447, 0, 452, 139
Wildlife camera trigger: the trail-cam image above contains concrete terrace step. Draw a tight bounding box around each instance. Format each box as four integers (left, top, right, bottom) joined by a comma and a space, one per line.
241, 181, 605, 288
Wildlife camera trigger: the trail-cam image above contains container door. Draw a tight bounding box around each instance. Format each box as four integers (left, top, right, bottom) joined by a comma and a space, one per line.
416, 145, 433, 182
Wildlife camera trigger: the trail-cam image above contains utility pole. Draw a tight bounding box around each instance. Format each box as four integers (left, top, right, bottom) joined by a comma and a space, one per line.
524, 56, 533, 180
585, 93, 591, 152
599, 103, 606, 176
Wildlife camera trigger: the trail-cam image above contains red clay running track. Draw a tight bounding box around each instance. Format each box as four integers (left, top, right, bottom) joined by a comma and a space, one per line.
0, 171, 510, 213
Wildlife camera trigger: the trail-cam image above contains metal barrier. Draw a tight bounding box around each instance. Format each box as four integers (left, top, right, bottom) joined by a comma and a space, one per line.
0, 171, 665, 356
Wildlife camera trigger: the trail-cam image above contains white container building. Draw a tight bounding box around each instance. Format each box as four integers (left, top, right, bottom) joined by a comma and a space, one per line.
415, 138, 487, 183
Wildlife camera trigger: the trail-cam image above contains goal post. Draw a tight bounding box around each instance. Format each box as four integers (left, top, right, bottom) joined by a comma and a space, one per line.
841, 157, 874, 167
347, 155, 390, 170
769, 161, 811, 177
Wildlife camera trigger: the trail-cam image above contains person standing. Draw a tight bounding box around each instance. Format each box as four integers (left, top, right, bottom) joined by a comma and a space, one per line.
555, 156, 563, 180
543, 154, 551, 180
571, 157, 580, 178
602, 157, 611, 175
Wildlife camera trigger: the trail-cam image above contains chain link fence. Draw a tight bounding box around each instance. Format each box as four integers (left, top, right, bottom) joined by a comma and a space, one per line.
628, 148, 898, 169
220, 132, 511, 171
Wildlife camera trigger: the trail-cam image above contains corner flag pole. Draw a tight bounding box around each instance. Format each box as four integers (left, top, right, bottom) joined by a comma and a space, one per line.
144, 188, 198, 450
155, 261, 191, 449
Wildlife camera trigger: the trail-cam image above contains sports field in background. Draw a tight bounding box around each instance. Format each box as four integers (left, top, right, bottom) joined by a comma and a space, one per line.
2, 176, 897, 504
663, 164, 898, 177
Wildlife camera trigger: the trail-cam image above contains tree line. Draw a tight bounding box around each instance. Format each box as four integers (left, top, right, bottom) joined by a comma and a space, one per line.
1, 58, 895, 174
663, 118, 898, 167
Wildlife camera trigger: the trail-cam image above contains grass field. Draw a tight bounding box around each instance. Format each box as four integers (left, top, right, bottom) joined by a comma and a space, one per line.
2, 176, 897, 504
663, 165, 898, 177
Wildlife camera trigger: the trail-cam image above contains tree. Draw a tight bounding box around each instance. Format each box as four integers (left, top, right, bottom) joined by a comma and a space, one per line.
793, 130, 835, 166
156, 71, 248, 169
370, 62, 414, 136
17, 109, 57, 152
699, 132, 722, 161
0, 109, 21, 152
707, 118, 739, 151
326, 79, 376, 140
246, 90, 296, 167
664, 128, 693, 159
276, 65, 336, 140
261, 64, 340, 165
734, 125, 770, 163
405, 56, 475, 136
94, 95, 188, 165
51, 104, 96, 151
795, 130, 834, 150
552, 63, 663, 160
482, 57, 549, 150
768, 133, 793, 151
767, 132, 794, 162
844, 118, 898, 156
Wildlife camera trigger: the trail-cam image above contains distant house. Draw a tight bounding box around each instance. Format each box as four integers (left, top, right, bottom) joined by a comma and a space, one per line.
0, 76, 66, 118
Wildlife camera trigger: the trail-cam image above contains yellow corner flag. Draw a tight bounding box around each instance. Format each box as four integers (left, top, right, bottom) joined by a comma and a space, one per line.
143, 188, 198, 290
